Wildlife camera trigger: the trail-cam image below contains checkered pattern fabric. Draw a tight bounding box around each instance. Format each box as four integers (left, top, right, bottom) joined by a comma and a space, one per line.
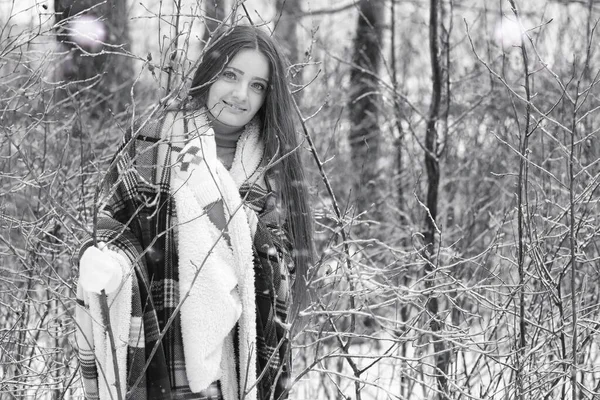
75, 109, 294, 400
176, 145, 201, 173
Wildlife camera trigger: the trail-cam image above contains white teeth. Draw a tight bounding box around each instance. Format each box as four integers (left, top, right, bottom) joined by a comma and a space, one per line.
224, 101, 244, 111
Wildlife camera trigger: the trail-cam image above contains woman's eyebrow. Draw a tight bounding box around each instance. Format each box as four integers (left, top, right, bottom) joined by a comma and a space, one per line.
226, 66, 269, 83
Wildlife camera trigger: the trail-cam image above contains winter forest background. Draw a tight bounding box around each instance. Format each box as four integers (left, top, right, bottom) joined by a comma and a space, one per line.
2, 0, 600, 399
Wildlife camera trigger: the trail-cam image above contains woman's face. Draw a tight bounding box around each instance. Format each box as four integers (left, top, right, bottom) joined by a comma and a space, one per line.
207, 48, 270, 133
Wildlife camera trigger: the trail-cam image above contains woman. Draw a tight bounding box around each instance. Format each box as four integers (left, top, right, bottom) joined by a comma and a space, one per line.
75, 25, 313, 400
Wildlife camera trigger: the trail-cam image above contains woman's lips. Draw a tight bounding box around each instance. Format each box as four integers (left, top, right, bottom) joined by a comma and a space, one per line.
222, 100, 246, 112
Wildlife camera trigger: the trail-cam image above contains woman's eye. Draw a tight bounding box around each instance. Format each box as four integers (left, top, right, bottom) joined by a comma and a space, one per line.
222, 71, 237, 80
251, 82, 266, 92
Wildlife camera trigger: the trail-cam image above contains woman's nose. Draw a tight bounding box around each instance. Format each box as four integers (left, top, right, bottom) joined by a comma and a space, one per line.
232, 82, 248, 101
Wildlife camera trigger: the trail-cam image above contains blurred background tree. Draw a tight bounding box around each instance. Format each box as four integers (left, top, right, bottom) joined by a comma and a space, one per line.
347, 0, 385, 218
202, 0, 226, 45
54, 0, 133, 114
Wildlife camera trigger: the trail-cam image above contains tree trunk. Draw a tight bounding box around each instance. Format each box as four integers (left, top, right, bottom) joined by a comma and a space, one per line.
202, 0, 226, 46
54, 0, 132, 114
348, 0, 384, 214
390, 0, 405, 215
424, 0, 450, 398
274, 0, 301, 66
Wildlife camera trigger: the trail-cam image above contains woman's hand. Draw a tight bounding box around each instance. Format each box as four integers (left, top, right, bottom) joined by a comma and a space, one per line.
78, 242, 126, 294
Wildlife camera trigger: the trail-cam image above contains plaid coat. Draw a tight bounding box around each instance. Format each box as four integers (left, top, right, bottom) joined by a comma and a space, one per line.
75, 108, 294, 400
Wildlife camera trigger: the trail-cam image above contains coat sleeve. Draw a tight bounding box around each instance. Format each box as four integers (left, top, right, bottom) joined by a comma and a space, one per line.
74, 219, 146, 400
75, 245, 133, 400
74, 132, 154, 400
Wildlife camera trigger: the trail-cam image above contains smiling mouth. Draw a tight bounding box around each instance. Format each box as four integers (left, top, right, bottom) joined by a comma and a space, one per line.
222, 100, 246, 112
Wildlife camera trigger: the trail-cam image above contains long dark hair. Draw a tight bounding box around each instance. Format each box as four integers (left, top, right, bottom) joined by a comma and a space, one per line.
189, 25, 314, 312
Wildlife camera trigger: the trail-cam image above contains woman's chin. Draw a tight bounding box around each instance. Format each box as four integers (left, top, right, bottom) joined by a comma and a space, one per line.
207, 106, 253, 134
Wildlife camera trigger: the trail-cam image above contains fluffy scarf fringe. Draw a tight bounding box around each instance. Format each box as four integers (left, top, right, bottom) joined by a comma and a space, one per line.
169, 109, 264, 400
